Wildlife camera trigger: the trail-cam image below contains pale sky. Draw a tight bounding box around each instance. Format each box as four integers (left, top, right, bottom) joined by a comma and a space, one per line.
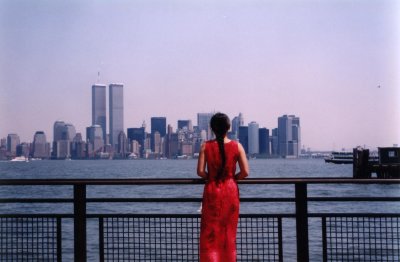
1, 0, 399, 151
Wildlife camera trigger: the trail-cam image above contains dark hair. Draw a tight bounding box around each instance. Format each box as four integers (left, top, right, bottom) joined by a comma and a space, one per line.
210, 113, 231, 180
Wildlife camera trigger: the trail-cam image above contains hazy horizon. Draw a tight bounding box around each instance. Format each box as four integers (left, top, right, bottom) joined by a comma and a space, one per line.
1, 0, 399, 151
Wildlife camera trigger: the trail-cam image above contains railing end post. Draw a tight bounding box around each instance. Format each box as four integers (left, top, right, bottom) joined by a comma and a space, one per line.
74, 184, 87, 262
295, 182, 309, 262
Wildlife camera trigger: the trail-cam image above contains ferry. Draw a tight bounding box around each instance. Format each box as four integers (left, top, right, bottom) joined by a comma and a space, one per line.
325, 150, 379, 164
324, 151, 353, 164
10, 156, 29, 162
176, 155, 191, 160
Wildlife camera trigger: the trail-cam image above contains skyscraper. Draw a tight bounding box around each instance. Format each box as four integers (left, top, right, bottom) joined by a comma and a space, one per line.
109, 83, 124, 149
117, 131, 128, 157
86, 125, 104, 154
151, 117, 166, 152
231, 113, 244, 137
292, 117, 301, 154
271, 128, 279, 156
32, 131, 50, 159
52, 121, 76, 159
178, 120, 193, 131
248, 121, 259, 155
259, 128, 270, 156
151, 117, 167, 137
127, 127, 145, 157
238, 126, 249, 154
197, 113, 214, 140
62, 123, 76, 141
278, 115, 301, 158
153, 131, 161, 154
16, 143, 30, 157
92, 84, 107, 143
53, 120, 66, 142
71, 133, 86, 159
7, 134, 20, 157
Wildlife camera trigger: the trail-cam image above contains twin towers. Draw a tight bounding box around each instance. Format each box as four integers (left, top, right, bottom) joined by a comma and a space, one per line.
92, 83, 124, 149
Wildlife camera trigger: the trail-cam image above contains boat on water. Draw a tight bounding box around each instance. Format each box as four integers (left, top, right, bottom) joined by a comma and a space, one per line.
325, 151, 379, 164
10, 156, 29, 162
324, 151, 353, 164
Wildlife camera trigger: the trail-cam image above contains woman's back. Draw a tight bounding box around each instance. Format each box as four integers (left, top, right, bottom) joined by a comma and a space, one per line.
197, 112, 249, 262
205, 140, 239, 180
200, 140, 240, 261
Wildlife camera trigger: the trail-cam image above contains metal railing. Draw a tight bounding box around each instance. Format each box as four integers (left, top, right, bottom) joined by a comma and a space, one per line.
0, 178, 399, 261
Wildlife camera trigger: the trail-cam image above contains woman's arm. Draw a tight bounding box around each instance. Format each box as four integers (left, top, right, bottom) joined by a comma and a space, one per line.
235, 143, 249, 180
197, 143, 208, 179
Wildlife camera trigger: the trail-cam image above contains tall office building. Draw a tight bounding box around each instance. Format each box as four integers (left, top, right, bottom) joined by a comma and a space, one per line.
197, 113, 214, 140
53, 120, 66, 142
109, 83, 124, 149
259, 128, 270, 156
271, 128, 279, 156
278, 115, 301, 158
92, 84, 107, 143
0, 138, 6, 148
167, 133, 179, 158
52, 121, 76, 159
127, 127, 145, 157
292, 117, 301, 153
178, 120, 193, 131
53, 120, 76, 141
86, 125, 104, 154
153, 131, 161, 154
151, 117, 167, 137
71, 133, 86, 159
32, 131, 50, 159
151, 117, 166, 152
248, 121, 259, 155
117, 131, 128, 156
16, 143, 30, 157
62, 123, 76, 141
7, 134, 20, 157
231, 113, 244, 137
238, 126, 249, 154
0, 139, 6, 160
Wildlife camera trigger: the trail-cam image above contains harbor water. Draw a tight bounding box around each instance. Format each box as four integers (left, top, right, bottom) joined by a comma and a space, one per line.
0, 159, 399, 261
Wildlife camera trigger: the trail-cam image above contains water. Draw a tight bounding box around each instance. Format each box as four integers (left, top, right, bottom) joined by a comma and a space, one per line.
0, 159, 399, 261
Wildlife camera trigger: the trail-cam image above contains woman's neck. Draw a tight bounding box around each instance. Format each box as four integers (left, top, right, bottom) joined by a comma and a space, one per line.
217, 136, 230, 144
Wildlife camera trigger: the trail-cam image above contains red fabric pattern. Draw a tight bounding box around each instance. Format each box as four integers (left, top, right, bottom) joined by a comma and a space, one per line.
200, 140, 240, 262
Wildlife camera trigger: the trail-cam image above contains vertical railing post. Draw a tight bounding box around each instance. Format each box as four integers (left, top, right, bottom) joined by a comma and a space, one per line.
57, 217, 62, 262
278, 217, 283, 262
74, 184, 87, 262
99, 217, 104, 262
322, 217, 327, 262
295, 182, 309, 262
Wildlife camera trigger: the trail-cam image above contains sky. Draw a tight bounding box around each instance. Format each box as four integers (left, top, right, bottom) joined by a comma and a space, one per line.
0, 0, 399, 151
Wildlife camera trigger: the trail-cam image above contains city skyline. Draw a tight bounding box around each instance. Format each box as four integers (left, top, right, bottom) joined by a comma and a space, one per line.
1, 1, 399, 150
1, 111, 301, 159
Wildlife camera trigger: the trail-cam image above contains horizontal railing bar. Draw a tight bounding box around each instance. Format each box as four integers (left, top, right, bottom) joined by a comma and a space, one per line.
309, 213, 400, 218
87, 197, 296, 202
308, 197, 400, 202
0, 177, 399, 186
1, 197, 399, 203
88, 198, 194, 202
0, 178, 202, 185
0, 198, 73, 203
0, 214, 73, 218
2, 213, 399, 218
1, 197, 290, 203
87, 213, 297, 218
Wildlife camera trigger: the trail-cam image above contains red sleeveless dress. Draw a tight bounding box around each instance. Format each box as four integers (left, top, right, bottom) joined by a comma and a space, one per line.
200, 140, 240, 262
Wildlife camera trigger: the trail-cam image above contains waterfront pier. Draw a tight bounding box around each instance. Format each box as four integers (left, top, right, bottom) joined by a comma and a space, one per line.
353, 147, 400, 179
0, 178, 399, 261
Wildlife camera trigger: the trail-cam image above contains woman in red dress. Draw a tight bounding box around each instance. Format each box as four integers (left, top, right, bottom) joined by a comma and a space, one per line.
197, 113, 249, 262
